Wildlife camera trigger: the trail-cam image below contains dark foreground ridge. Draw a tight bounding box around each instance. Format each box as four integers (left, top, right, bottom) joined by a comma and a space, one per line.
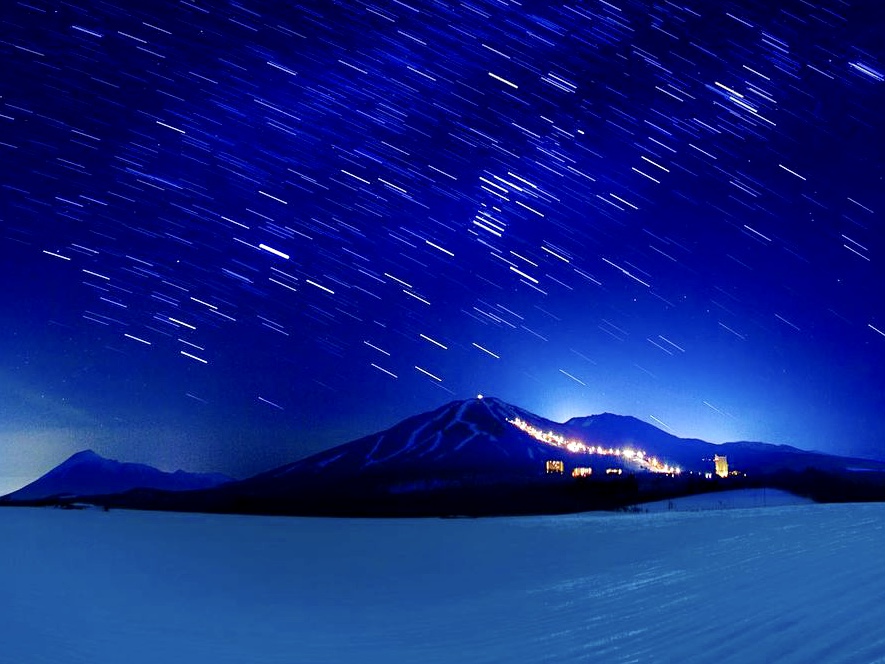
4, 397, 885, 516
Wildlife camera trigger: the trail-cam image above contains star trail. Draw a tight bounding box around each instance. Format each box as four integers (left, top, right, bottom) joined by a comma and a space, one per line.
1, 0, 883, 484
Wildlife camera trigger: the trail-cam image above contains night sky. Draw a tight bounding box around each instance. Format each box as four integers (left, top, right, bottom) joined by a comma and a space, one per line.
2, 0, 884, 492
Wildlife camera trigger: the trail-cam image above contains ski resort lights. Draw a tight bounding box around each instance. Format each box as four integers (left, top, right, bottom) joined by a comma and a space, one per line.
546, 460, 565, 475
509, 417, 681, 475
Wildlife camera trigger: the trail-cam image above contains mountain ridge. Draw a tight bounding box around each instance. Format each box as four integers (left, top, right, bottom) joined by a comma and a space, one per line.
1, 449, 234, 502
4, 396, 884, 515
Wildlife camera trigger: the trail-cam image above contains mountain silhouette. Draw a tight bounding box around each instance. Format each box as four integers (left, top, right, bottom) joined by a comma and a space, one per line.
6, 397, 884, 515
1, 449, 233, 502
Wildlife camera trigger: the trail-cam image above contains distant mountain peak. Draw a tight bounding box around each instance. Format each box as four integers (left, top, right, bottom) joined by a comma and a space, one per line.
455, 395, 516, 418
2, 450, 233, 502
65, 449, 105, 462
567, 412, 654, 427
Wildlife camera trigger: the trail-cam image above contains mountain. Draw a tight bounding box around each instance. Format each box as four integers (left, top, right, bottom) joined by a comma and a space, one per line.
244, 396, 561, 488
0, 450, 234, 503
563, 412, 713, 470
205, 396, 613, 515
76, 397, 652, 515
221, 396, 885, 512
563, 412, 884, 475
10, 397, 885, 516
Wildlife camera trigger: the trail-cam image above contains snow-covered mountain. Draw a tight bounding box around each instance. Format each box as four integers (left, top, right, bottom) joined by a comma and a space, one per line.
245, 396, 560, 487
1, 450, 233, 502
217, 396, 885, 513
253, 395, 881, 485
564, 412, 713, 469
564, 412, 884, 474
9, 397, 884, 516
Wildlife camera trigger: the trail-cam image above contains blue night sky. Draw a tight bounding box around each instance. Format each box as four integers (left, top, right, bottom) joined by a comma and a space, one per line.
1, 0, 884, 491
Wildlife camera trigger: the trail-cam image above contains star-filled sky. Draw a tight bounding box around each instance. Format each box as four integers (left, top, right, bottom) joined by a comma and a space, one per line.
2, 0, 884, 491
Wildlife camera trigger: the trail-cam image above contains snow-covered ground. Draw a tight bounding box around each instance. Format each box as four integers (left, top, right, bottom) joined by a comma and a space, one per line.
2, 502, 883, 664
636, 487, 814, 512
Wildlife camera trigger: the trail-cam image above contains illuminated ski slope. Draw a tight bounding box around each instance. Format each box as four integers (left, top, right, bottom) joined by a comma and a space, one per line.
1, 502, 883, 664
509, 416, 682, 474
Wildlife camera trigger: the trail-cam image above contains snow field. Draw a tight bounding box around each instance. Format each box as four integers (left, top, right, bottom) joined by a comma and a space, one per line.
1, 502, 883, 664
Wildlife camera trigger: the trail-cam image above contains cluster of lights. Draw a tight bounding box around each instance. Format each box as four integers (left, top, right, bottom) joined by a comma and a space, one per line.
509, 417, 681, 475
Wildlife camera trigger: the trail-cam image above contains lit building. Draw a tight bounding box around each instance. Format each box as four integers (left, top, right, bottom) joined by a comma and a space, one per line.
572, 467, 592, 477
546, 460, 564, 474
605, 468, 623, 475
714, 455, 729, 478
